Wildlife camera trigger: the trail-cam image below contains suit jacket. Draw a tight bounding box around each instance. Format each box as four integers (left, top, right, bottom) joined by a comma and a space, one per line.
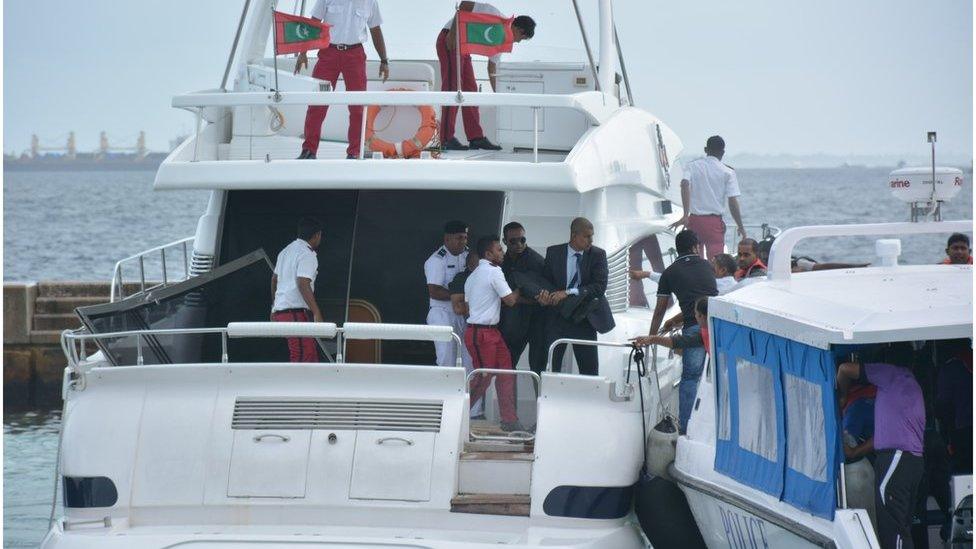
543, 243, 616, 334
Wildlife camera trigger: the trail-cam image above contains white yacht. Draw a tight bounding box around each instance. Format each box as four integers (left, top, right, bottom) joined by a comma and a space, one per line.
43, 1, 691, 547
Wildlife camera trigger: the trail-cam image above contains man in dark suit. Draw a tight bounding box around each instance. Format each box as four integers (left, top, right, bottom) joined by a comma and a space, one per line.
538, 217, 615, 375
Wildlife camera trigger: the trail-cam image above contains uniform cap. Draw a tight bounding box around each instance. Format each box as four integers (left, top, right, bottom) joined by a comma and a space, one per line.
444, 220, 469, 234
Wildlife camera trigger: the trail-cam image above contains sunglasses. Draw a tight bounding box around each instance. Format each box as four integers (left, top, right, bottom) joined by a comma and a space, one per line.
507, 237, 526, 245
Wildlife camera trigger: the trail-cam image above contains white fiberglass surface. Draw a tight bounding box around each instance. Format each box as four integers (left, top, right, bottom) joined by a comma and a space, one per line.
783, 373, 827, 482
735, 358, 777, 462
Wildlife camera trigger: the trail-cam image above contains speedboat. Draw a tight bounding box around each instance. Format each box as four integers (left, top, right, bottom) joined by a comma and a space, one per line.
42, 1, 693, 547
670, 219, 974, 548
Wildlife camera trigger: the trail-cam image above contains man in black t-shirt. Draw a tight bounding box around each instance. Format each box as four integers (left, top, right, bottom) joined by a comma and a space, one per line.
635, 229, 717, 433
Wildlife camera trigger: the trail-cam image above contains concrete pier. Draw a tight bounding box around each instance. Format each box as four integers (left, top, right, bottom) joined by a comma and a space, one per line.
4, 281, 110, 409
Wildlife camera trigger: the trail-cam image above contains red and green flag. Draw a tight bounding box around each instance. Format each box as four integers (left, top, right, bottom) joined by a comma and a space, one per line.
457, 10, 514, 57
273, 11, 330, 55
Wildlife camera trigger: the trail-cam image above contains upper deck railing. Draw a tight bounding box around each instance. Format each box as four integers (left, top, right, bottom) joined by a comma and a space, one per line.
110, 237, 195, 302
173, 89, 617, 165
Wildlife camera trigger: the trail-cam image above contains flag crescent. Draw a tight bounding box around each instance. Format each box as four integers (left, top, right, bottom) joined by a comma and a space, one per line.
296, 24, 309, 39
483, 25, 495, 43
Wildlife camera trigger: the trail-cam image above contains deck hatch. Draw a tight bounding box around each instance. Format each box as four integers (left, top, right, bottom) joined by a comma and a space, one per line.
232, 398, 443, 432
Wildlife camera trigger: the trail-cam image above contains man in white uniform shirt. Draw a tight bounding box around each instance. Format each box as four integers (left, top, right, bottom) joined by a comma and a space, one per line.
464, 235, 521, 431
671, 135, 747, 260
295, 0, 390, 160
425, 221, 471, 368
271, 218, 324, 362
437, 2, 536, 151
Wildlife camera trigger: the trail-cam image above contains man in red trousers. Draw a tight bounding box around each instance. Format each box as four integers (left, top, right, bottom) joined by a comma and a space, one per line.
437, 2, 536, 151
294, 0, 390, 160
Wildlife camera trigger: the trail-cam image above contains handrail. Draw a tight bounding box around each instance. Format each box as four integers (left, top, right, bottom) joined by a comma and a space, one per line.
62, 322, 467, 370
767, 220, 973, 282
172, 90, 609, 125
110, 236, 194, 301
723, 223, 781, 255
546, 338, 636, 373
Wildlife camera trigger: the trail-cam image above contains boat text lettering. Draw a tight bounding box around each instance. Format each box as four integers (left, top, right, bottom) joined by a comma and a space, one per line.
719, 507, 769, 549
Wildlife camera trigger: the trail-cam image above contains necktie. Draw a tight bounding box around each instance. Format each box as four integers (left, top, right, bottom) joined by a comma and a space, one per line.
568, 252, 582, 289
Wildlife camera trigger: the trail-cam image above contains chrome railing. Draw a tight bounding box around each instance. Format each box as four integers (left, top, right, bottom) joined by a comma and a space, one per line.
546, 338, 636, 373
61, 322, 464, 370
723, 223, 781, 256
110, 237, 194, 302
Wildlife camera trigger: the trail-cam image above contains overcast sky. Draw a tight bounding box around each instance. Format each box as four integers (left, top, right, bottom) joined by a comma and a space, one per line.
3, 0, 972, 158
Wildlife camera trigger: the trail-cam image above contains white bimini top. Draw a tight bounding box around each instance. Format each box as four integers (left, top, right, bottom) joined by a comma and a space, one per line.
425, 245, 468, 309
311, 0, 383, 45
464, 259, 512, 325
685, 155, 741, 216
273, 239, 319, 311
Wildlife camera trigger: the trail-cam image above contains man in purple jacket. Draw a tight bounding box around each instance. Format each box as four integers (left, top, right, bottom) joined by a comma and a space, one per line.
837, 342, 925, 549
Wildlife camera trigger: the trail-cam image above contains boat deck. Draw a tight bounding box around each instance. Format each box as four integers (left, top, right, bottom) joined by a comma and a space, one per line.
225, 135, 569, 163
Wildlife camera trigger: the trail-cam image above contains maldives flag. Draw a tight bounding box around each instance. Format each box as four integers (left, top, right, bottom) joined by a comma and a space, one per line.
273, 11, 330, 55
457, 10, 514, 57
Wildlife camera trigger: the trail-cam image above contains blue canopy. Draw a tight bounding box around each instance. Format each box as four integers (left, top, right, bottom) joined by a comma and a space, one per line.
712, 318, 841, 519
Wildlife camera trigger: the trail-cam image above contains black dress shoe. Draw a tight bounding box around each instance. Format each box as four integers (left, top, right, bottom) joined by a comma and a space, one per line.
346, 154, 359, 159
468, 137, 502, 151
442, 137, 469, 151
297, 149, 316, 160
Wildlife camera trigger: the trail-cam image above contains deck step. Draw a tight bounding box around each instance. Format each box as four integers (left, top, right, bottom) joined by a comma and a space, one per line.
35, 296, 107, 314
32, 313, 83, 332
29, 330, 65, 345
459, 451, 533, 495
450, 494, 530, 517
37, 282, 110, 298
463, 440, 533, 453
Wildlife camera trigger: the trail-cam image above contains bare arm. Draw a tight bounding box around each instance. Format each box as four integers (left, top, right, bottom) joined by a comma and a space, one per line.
297, 277, 323, 322
428, 284, 452, 302
369, 26, 389, 81
661, 311, 683, 333
648, 295, 669, 335
844, 437, 874, 460
488, 60, 497, 92
501, 290, 518, 307
669, 179, 691, 229
451, 294, 469, 316
445, 1, 475, 49
835, 361, 862, 409
728, 196, 746, 239
293, 16, 322, 74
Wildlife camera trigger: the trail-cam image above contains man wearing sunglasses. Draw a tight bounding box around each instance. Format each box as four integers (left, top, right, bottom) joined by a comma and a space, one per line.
499, 222, 549, 375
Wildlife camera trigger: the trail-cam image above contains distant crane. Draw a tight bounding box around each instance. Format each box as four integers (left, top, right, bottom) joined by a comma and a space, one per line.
25, 131, 148, 161
30, 132, 76, 159
96, 131, 148, 160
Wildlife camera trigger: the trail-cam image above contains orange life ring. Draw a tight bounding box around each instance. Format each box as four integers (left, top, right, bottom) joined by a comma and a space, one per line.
365, 89, 437, 159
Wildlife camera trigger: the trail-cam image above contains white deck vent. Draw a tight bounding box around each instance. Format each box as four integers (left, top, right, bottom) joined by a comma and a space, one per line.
232, 398, 443, 432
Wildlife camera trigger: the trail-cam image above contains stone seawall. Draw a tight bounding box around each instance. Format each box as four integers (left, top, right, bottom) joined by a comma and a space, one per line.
4, 282, 111, 409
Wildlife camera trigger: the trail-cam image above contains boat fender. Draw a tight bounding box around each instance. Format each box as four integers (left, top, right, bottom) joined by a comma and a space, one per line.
365, 89, 437, 159
645, 416, 679, 480
844, 456, 877, 530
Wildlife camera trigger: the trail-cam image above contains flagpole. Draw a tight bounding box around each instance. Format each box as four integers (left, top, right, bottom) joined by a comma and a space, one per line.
455, 3, 462, 103
270, 0, 281, 102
